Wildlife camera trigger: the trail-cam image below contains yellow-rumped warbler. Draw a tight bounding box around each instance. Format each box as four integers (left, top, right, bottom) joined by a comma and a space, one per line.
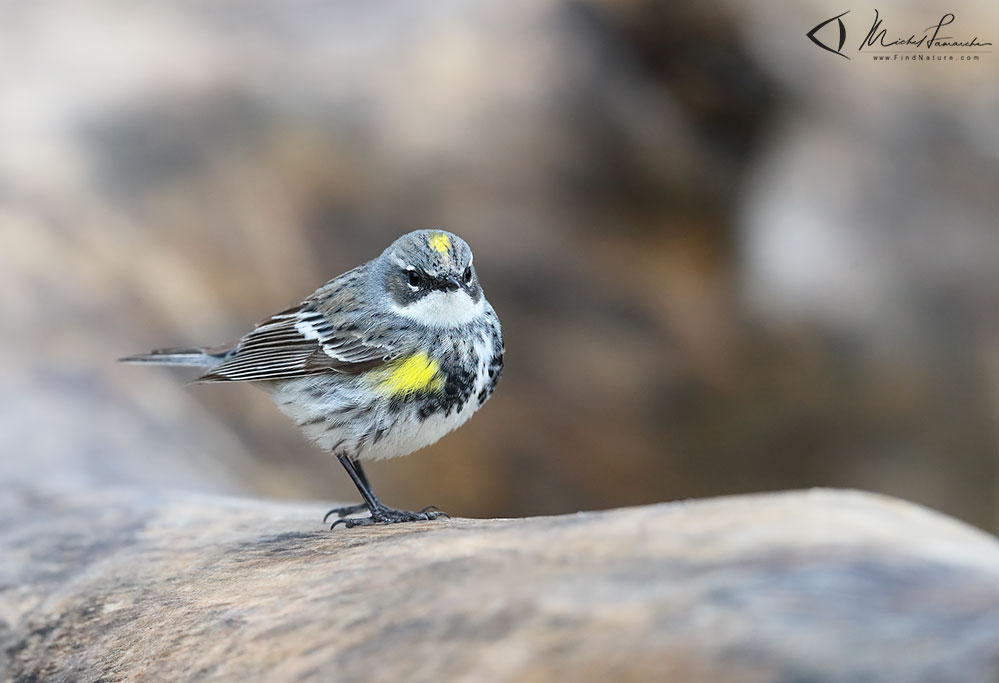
123, 230, 504, 528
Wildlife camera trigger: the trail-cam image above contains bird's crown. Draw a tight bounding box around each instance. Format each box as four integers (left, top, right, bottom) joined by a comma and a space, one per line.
382, 229, 472, 274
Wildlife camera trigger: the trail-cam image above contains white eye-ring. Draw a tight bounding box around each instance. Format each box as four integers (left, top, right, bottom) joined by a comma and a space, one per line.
406, 267, 422, 290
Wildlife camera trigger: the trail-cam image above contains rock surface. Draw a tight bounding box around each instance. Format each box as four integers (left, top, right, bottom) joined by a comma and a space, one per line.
1, 487, 997, 682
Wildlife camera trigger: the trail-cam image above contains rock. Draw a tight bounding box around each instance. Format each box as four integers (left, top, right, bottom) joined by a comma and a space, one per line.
1, 487, 997, 682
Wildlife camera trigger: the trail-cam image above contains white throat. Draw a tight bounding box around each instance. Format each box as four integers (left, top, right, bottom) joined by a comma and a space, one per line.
392, 290, 484, 327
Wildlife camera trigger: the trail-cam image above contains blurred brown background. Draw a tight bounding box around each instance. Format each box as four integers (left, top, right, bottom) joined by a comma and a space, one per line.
2, 0, 997, 530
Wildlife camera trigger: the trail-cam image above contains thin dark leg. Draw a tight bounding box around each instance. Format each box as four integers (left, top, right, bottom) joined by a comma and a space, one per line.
323, 457, 379, 523
337, 455, 381, 510
353, 460, 372, 492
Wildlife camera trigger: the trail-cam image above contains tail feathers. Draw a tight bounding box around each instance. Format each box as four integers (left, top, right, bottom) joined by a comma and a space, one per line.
119, 346, 227, 367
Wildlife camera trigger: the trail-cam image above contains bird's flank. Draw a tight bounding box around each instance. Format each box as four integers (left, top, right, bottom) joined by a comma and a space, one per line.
371, 351, 444, 397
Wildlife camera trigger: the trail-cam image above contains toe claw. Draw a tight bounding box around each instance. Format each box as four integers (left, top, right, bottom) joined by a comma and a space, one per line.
323, 503, 368, 524
417, 505, 448, 520
331, 517, 374, 530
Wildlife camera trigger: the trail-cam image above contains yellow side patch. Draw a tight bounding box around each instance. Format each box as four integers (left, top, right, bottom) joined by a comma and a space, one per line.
428, 231, 451, 255
372, 352, 444, 397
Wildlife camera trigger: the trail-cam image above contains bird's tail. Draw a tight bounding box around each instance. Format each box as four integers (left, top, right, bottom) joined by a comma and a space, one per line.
119, 346, 228, 367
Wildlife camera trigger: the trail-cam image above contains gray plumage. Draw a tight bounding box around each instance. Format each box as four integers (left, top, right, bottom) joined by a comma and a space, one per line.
123, 229, 504, 468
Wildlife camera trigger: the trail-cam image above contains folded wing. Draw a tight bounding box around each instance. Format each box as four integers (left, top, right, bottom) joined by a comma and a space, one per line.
197, 301, 399, 383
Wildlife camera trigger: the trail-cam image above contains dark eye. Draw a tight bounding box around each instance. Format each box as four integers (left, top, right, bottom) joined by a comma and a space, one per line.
407, 270, 421, 287
463, 265, 473, 283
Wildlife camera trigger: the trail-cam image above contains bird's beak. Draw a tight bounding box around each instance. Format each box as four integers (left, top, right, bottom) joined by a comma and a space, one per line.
443, 277, 461, 292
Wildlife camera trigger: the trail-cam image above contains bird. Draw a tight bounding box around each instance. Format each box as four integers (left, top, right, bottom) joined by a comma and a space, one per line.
122, 229, 504, 528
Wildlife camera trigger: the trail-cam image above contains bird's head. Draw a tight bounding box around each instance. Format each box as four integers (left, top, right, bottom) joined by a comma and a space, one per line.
378, 229, 484, 327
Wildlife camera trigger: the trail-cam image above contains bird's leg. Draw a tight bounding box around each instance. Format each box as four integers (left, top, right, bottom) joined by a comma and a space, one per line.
354, 459, 372, 491
323, 459, 375, 522
327, 454, 448, 529
323, 456, 381, 523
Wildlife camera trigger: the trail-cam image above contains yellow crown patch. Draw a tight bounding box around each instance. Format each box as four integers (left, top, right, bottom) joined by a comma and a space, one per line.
428, 232, 451, 256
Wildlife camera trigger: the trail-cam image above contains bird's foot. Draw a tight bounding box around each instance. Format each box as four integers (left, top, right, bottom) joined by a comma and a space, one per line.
330, 505, 448, 529
323, 503, 369, 524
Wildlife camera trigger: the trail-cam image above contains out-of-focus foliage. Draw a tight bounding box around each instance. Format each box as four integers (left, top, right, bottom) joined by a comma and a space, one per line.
1, 0, 996, 528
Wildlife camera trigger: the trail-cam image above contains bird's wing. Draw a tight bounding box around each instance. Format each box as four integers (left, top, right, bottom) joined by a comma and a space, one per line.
197, 272, 402, 383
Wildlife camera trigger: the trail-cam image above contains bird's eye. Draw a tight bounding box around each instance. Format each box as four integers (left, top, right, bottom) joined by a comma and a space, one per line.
407, 270, 421, 287
463, 265, 473, 283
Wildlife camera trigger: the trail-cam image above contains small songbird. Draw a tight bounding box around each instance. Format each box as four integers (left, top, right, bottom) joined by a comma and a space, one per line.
123, 230, 504, 528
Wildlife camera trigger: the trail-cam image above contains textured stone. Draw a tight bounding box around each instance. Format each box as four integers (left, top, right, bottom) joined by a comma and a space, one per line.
1, 487, 997, 682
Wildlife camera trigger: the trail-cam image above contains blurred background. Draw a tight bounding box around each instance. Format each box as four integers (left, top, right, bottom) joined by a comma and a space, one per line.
2, 0, 997, 530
